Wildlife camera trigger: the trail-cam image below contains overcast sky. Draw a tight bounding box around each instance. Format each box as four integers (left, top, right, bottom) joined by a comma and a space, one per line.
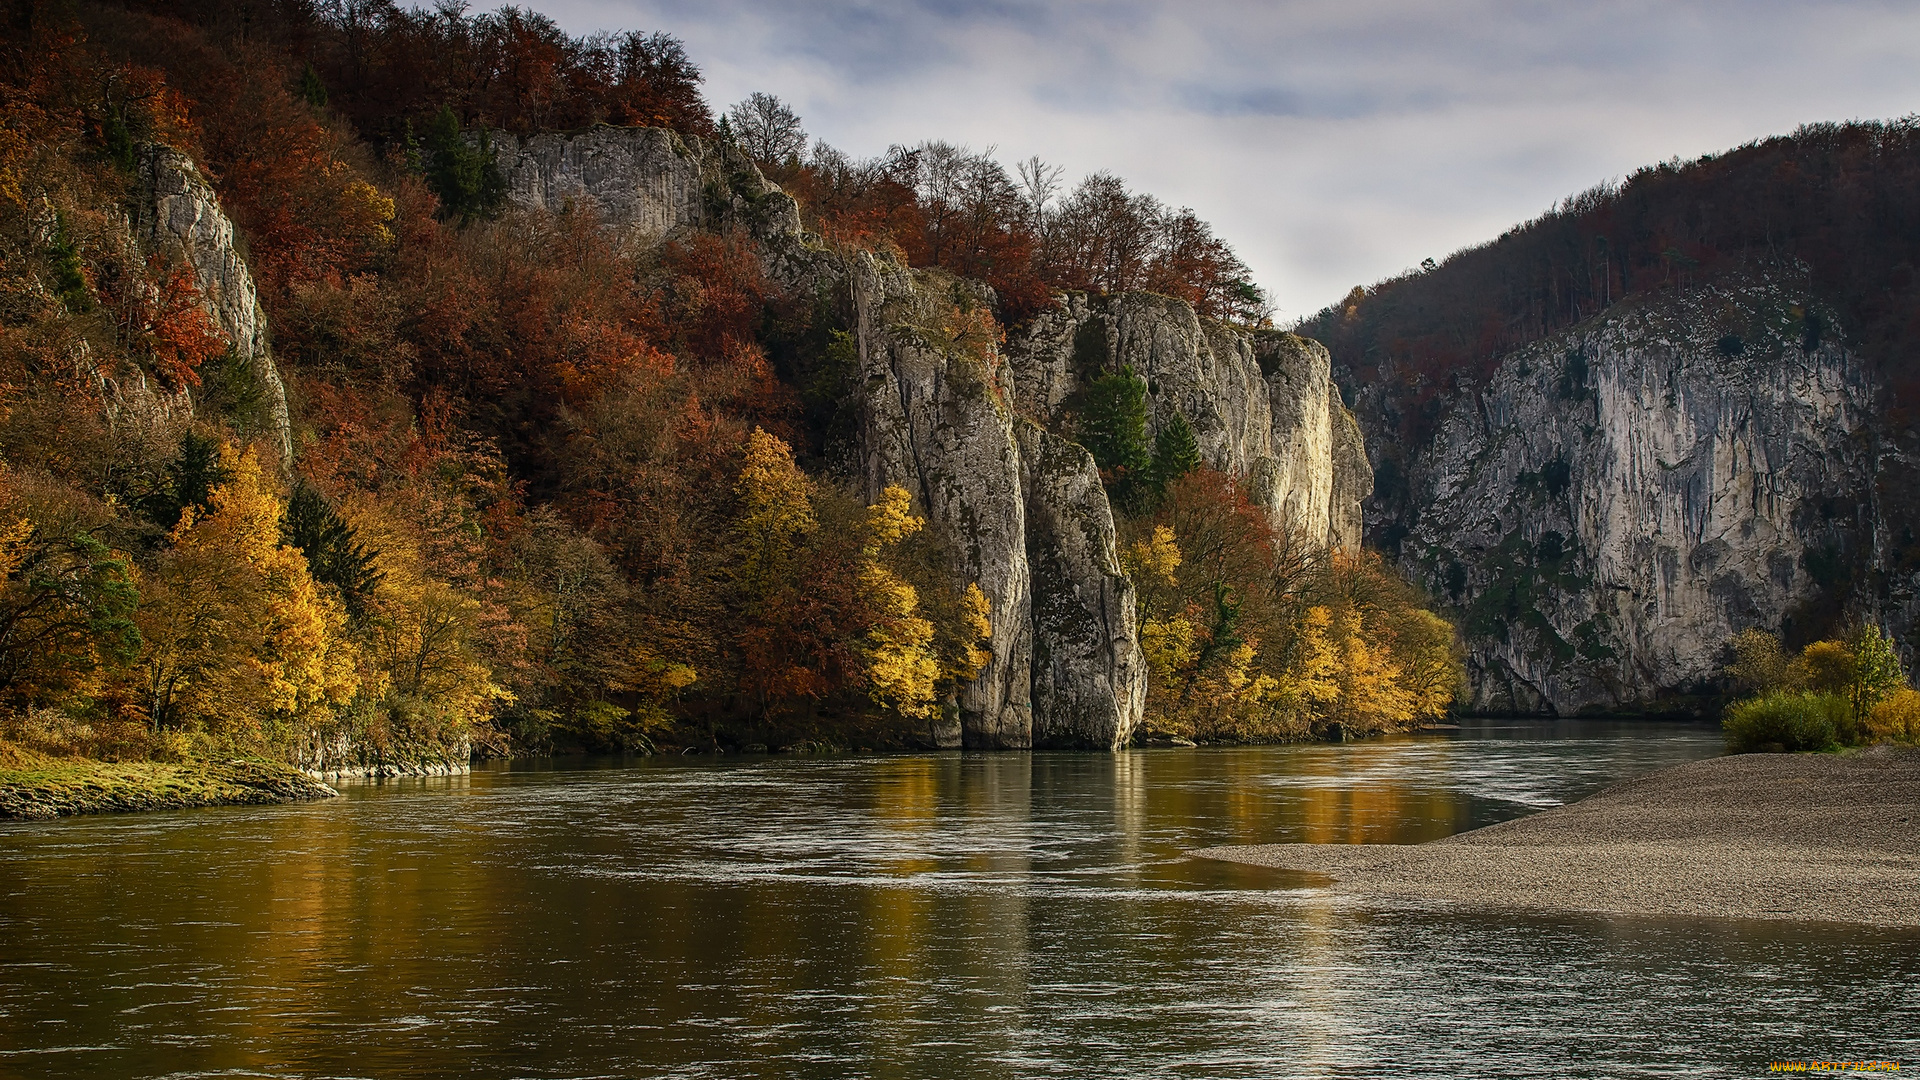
538, 0, 1920, 321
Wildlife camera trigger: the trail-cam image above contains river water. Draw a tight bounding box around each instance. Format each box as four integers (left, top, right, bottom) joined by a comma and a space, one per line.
1, 719, 1914, 1078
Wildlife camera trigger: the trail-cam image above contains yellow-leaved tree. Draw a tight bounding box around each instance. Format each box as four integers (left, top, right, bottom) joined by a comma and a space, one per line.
1291, 550, 1460, 733
136, 444, 360, 748
734, 427, 818, 609
344, 495, 512, 751
1123, 525, 1196, 705
859, 485, 940, 719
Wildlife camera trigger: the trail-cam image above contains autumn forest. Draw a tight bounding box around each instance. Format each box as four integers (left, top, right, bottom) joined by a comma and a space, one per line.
0, 0, 1461, 775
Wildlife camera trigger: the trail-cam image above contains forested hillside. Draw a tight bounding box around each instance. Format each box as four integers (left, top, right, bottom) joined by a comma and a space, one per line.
1303, 119, 1920, 713
0, 0, 1458, 771
1302, 121, 1920, 447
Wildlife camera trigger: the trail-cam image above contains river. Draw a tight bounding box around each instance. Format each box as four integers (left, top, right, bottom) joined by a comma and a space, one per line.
2, 718, 1915, 1078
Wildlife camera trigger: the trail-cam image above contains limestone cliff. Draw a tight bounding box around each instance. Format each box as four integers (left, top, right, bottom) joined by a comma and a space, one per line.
1016, 422, 1148, 748
847, 260, 1038, 747
1361, 270, 1877, 713
1005, 291, 1371, 550
496, 131, 1155, 747
488, 125, 801, 243
135, 145, 294, 463
837, 260, 1145, 749
495, 126, 1370, 746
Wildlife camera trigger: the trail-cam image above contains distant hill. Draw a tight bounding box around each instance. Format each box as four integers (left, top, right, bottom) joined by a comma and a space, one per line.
1302, 119, 1920, 441
1303, 121, 1920, 712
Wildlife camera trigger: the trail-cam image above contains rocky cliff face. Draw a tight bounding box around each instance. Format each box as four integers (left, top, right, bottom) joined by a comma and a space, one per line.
498, 127, 1369, 746
1362, 271, 1878, 713
1016, 421, 1148, 747
1005, 291, 1370, 550
489, 126, 801, 243
847, 261, 1039, 746
135, 145, 294, 463
843, 279, 1371, 747
835, 259, 1148, 749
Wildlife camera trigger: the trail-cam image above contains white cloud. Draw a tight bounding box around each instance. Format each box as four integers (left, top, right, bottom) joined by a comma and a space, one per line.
539, 0, 1920, 318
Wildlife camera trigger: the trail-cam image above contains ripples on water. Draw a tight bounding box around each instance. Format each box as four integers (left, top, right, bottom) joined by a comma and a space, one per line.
1, 719, 1914, 1078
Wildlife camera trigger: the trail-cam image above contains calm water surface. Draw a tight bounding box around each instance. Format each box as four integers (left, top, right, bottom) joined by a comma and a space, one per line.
2, 719, 1915, 1078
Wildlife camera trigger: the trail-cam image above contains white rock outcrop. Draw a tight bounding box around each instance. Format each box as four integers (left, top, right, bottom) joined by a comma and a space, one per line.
1006, 292, 1370, 550
488, 126, 801, 243
833, 261, 1144, 749
1375, 273, 1874, 713
1017, 422, 1148, 748
135, 145, 294, 463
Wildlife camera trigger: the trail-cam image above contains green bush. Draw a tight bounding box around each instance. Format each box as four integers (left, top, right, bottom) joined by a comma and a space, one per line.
1722, 691, 1852, 753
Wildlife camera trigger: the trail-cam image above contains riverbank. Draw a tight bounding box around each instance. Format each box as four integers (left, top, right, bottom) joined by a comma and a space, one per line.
1195, 745, 1920, 927
0, 744, 338, 820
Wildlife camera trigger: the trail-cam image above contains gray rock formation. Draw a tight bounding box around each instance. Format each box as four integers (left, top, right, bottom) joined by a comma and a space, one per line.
1006, 291, 1370, 550
298, 727, 474, 780
1329, 401, 1372, 552
822, 258, 1155, 748
136, 145, 294, 463
481, 128, 1373, 747
1369, 271, 1875, 713
488, 126, 802, 244
850, 263, 1037, 747
1017, 422, 1147, 749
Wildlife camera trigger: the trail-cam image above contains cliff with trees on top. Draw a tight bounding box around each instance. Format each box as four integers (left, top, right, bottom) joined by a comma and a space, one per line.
1302, 121, 1920, 715
0, 0, 1457, 786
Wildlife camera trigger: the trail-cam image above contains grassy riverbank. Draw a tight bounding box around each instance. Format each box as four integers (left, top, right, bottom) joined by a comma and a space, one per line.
0, 742, 337, 821
1196, 745, 1920, 927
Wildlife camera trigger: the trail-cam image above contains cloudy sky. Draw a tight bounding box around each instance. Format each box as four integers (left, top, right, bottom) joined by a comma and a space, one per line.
539, 0, 1920, 320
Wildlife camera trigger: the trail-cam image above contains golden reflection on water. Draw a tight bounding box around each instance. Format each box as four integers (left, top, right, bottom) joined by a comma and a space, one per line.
13, 724, 1893, 1080
1291, 740, 1469, 845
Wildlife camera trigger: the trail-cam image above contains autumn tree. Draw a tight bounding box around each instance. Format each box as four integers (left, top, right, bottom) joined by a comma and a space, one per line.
1726, 627, 1795, 695
1121, 468, 1458, 740
344, 492, 512, 747
856, 486, 940, 719
135, 445, 361, 744
727, 92, 807, 168
0, 474, 141, 707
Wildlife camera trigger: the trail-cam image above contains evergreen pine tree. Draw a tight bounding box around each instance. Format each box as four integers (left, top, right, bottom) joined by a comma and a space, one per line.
299, 65, 329, 109
1148, 412, 1201, 497
281, 484, 384, 621
424, 105, 506, 224
1080, 366, 1152, 513
1081, 367, 1150, 474
140, 431, 231, 531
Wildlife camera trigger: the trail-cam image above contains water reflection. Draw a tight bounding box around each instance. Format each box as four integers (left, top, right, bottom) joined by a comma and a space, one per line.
2, 719, 1916, 1079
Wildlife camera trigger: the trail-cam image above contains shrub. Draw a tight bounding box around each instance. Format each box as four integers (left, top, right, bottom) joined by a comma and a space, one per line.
1722, 691, 1851, 753
1725, 627, 1793, 695
1866, 688, 1920, 744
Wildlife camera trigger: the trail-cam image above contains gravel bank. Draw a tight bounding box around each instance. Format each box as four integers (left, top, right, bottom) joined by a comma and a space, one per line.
1193, 745, 1920, 927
